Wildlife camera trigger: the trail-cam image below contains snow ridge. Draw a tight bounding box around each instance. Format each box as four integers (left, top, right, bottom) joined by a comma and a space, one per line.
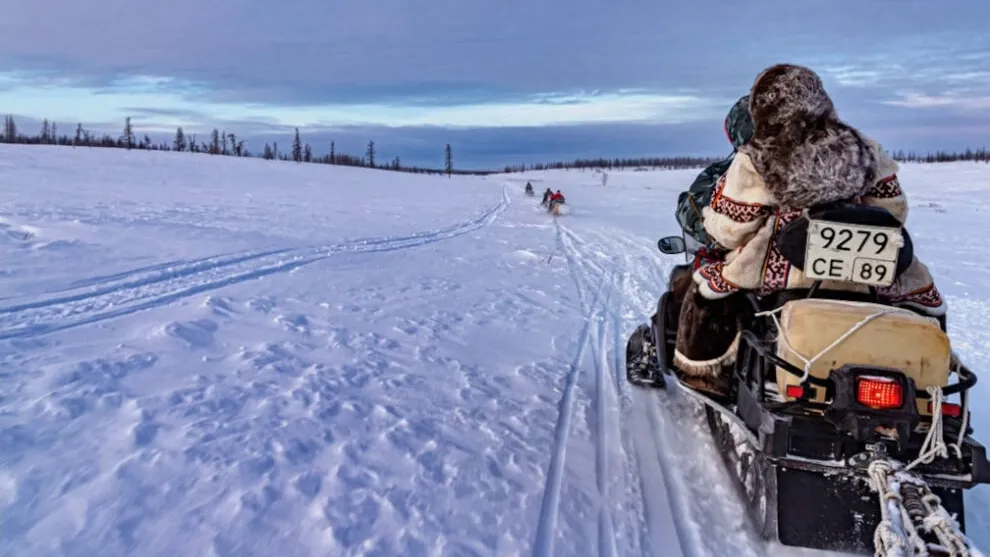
0, 187, 509, 340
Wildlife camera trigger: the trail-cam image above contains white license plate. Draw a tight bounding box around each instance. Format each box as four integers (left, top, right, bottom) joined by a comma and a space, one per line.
804, 220, 902, 286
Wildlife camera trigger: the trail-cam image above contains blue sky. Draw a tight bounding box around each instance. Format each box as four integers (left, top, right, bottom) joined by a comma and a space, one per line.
1, 0, 987, 169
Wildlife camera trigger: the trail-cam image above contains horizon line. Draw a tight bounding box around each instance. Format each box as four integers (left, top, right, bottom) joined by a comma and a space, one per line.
2, 112, 988, 173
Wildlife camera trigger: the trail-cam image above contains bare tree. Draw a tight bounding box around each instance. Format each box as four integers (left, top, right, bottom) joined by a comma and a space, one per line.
174, 127, 187, 151
289, 128, 301, 162
4, 116, 17, 142
122, 117, 134, 149
210, 128, 221, 154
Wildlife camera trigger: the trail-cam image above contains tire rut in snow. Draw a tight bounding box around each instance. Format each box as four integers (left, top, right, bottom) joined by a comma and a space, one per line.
535, 220, 633, 556
0, 188, 509, 340
556, 222, 771, 557
592, 286, 619, 557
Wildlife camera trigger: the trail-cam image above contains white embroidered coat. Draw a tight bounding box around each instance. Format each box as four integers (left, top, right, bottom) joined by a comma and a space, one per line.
692, 141, 945, 316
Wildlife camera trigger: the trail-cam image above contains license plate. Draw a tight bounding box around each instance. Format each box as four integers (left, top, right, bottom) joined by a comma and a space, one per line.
804, 220, 902, 287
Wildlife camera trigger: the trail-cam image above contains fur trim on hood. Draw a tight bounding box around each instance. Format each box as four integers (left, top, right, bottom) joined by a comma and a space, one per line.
739, 64, 878, 209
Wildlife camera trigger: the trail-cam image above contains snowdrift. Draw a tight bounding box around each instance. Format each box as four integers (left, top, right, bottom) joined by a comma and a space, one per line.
0, 144, 988, 556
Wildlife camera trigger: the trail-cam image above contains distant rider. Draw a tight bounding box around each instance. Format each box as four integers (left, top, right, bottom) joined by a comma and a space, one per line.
542, 188, 553, 205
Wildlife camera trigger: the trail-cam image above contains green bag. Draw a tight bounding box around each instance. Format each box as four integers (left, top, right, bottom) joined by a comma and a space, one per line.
676, 157, 734, 246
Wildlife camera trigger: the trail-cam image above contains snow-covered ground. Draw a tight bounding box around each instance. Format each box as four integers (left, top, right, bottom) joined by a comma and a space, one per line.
0, 144, 988, 557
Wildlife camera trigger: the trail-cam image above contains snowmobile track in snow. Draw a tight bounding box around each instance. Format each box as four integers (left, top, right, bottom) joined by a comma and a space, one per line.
535, 222, 623, 557
605, 229, 773, 557
551, 223, 779, 557
0, 188, 509, 340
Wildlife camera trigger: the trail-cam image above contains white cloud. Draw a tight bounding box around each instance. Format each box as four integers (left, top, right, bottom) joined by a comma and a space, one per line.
0, 73, 726, 130
823, 65, 887, 87
883, 91, 990, 110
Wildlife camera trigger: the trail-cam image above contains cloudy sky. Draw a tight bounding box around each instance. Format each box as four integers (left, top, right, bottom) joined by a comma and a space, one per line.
1, 0, 987, 168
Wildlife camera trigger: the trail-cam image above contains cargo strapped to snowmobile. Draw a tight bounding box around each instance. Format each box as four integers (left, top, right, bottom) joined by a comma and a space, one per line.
735, 323, 979, 412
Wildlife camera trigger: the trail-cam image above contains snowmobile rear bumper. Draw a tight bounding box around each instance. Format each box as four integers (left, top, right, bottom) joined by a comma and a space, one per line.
740, 388, 990, 553
709, 398, 988, 554
755, 408, 990, 488
768, 459, 966, 553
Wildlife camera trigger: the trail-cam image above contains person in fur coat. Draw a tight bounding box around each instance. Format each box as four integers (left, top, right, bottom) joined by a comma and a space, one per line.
671, 63, 946, 392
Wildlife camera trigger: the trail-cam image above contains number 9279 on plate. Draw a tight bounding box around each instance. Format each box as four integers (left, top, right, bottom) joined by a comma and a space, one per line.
804, 220, 903, 287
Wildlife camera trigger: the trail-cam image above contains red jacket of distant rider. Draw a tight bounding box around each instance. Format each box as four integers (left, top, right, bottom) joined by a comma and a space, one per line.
550, 193, 564, 202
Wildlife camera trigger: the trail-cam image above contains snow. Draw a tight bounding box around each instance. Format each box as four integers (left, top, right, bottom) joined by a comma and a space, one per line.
0, 144, 988, 557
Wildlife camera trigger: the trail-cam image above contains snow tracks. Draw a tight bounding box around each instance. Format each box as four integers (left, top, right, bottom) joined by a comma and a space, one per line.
0, 188, 509, 340
534, 220, 771, 557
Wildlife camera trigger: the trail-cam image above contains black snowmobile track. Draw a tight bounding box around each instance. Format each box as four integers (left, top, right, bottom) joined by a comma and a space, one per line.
625, 322, 666, 389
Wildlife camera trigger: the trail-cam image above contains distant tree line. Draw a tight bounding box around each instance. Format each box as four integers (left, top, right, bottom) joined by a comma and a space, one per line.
1, 115, 986, 176
0, 115, 482, 177
886, 148, 990, 164
501, 156, 725, 173
508, 148, 990, 173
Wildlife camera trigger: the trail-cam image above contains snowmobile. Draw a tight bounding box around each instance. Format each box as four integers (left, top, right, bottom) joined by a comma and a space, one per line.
525, 183, 535, 196
548, 197, 569, 216
626, 203, 990, 555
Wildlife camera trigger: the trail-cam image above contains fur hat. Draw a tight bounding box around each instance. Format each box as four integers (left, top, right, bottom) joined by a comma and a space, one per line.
739, 64, 878, 209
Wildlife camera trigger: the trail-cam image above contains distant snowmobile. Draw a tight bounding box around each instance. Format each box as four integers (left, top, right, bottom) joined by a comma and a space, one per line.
547, 191, 568, 216
626, 219, 990, 555
525, 182, 534, 196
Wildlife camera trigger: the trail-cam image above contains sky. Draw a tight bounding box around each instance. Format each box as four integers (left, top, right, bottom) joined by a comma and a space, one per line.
1, 0, 988, 169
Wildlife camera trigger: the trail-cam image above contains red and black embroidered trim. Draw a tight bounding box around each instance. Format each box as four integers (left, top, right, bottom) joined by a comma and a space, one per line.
866, 174, 903, 199
760, 210, 802, 294
698, 261, 740, 295
879, 282, 944, 308
709, 174, 771, 223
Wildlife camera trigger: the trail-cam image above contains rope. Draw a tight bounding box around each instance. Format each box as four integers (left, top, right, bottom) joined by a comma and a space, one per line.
868, 459, 979, 556
756, 301, 913, 383
905, 356, 966, 471
869, 459, 919, 557
906, 386, 950, 471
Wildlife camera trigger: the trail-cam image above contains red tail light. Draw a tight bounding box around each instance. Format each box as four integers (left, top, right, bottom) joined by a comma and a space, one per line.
785, 385, 805, 399
856, 376, 903, 409
927, 401, 962, 418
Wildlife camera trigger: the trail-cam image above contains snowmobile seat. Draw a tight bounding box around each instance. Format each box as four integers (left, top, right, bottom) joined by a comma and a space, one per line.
773, 298, 952, 416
